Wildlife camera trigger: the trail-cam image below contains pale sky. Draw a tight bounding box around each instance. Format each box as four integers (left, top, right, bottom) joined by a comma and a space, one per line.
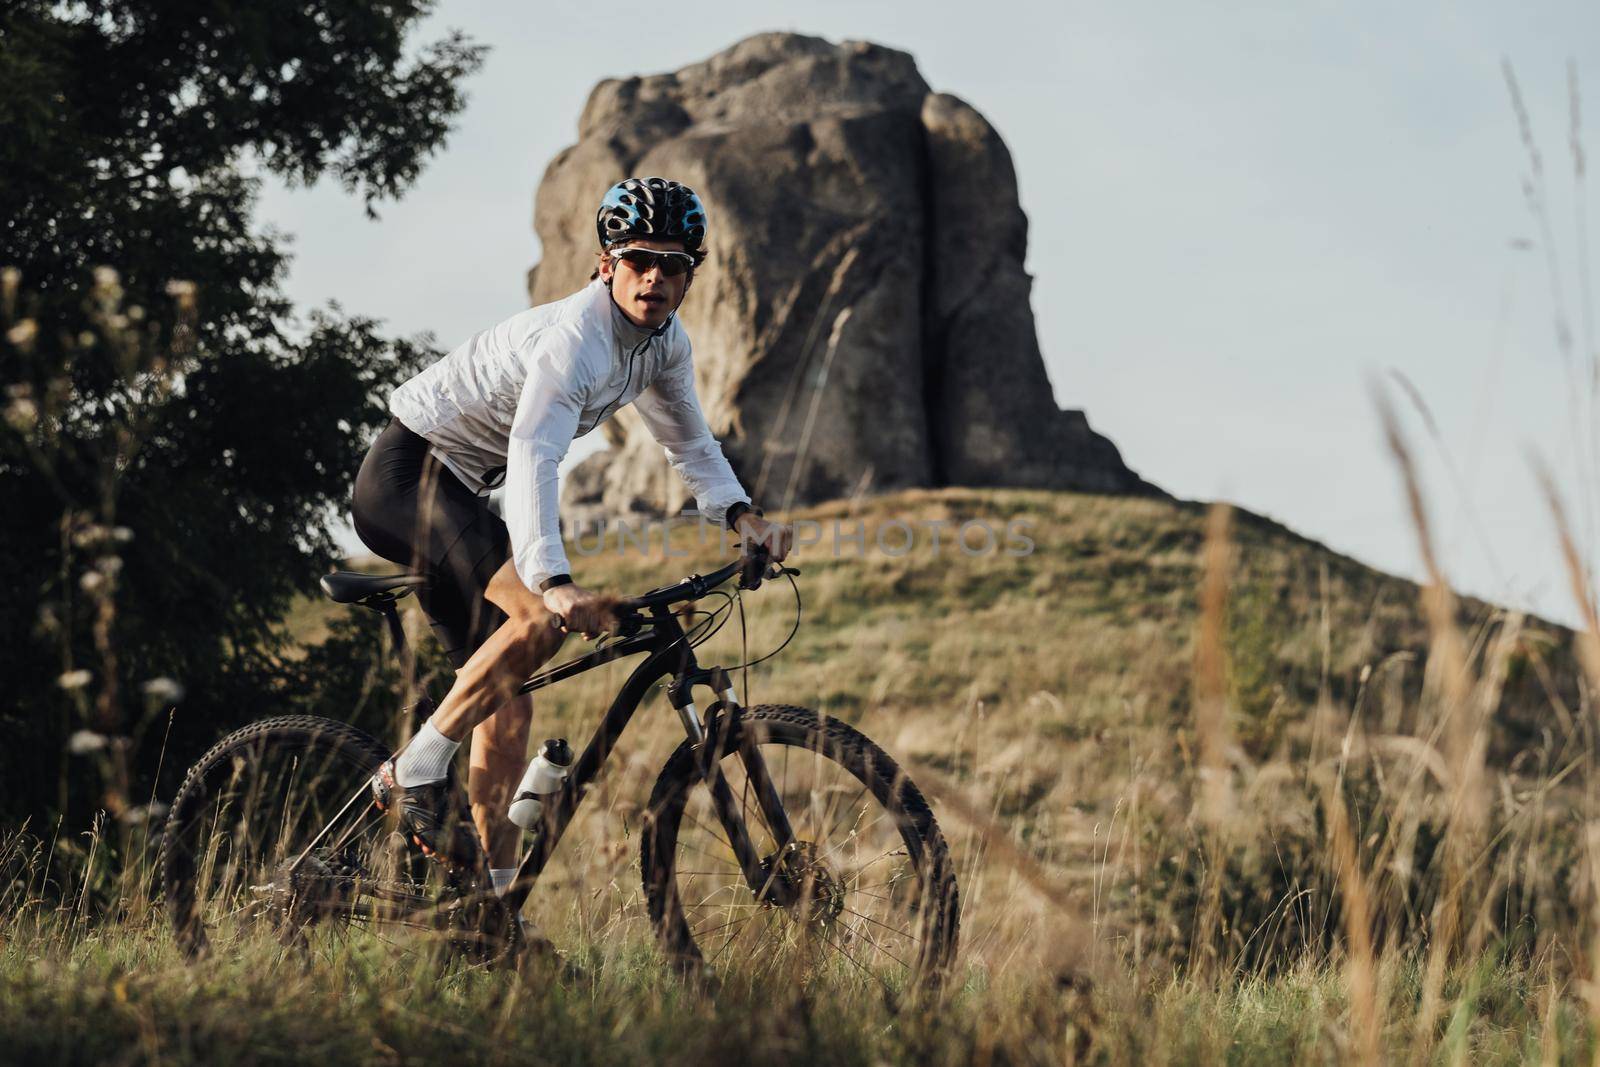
258, 0, 1600, 628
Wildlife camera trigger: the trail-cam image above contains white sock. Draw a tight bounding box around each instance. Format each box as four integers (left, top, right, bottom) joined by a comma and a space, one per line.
490, 868, 517, 896
394, 720, 460, 787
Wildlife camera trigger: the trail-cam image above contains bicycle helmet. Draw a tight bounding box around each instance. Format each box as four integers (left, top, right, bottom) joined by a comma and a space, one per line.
596, 177, 707, 253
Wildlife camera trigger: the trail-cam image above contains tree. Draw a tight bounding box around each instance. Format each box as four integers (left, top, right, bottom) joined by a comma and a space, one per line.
0, 0, 483, 836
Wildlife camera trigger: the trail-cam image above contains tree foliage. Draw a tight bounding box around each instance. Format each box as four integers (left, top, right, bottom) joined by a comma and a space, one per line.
0, 0, 482, 832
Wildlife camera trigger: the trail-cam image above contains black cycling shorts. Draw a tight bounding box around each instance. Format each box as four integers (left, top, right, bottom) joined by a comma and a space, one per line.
350, 417, 510, 669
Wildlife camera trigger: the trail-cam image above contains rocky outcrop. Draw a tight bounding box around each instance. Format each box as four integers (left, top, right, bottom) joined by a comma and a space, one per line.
530, 33, 1156, 519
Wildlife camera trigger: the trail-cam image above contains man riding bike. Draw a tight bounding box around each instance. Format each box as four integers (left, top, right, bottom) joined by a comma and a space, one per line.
348, 176, 793, 897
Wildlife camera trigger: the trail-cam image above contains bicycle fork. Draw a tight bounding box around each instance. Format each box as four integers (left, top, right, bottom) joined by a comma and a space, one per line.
671, 668, 801, 908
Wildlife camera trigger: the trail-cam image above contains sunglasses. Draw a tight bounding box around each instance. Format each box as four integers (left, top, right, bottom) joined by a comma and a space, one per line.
608, 247, 697, 278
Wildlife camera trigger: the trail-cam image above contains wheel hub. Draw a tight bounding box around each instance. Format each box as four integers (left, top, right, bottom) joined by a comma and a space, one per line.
265, 850, 358, 927
759, 840, 844, 925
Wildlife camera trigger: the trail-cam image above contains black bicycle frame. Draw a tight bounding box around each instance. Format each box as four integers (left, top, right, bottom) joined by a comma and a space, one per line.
494, 603, 798, 914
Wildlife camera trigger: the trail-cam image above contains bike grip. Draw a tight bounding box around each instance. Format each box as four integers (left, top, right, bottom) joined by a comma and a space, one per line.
739, 544, 771, 590
549, 614, 566, 632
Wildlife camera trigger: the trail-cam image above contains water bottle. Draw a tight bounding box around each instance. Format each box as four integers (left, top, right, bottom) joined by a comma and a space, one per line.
507, 738, 574, 831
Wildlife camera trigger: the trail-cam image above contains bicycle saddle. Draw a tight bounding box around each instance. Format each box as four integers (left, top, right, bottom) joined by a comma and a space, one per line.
319, 570, 429, 606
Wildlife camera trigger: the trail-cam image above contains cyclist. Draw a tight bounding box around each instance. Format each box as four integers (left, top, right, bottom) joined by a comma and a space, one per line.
348, 176, 792, 896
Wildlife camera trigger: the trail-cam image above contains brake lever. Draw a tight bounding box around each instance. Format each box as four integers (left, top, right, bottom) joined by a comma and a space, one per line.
548, 614, 598, 639
549, 612, 643, 641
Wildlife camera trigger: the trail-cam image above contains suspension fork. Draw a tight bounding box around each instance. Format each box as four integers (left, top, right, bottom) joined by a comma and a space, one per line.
673, 668, 798, 905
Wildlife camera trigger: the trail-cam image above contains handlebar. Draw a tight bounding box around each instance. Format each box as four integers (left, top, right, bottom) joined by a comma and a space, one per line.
549, 545, 791, 637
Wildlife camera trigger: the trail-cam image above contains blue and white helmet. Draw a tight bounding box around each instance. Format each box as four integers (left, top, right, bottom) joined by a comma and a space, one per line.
596, 177, 707, 253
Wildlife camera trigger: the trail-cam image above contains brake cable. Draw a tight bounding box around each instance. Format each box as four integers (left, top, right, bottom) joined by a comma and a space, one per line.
684, 590, 737, 648
721, 567, 802, 674
594, 563, 801, 676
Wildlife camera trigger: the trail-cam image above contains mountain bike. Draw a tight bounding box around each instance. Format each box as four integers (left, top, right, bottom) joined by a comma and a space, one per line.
158, 547, 960, 991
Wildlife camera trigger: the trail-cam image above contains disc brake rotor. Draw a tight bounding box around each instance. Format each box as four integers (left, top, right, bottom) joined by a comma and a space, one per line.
759, 840, 845, 925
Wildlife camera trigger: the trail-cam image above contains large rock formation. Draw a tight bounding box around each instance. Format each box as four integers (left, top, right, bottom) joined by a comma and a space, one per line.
530, 33, 1155, 519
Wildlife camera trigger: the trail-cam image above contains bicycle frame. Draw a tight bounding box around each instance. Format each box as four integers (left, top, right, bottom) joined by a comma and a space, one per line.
482, 601, 799, 914
293, 559, 800, 924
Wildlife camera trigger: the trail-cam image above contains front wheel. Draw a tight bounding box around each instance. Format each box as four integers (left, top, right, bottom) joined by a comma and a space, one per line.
642, 704, 960, 993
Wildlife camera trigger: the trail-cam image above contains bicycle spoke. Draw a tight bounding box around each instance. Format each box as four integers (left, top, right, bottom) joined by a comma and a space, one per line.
830, 842, 907, 877
814, 924, 898, 996
683, 884, 757, 910
672, 870, 745, 878
324, 793, 386, 856
817, 809, 895, 868
840, 904, 920, 946
673, 836, 738, 867
168, 722, 470, 959
693, 911, 756, 944
837, 911, 914, 971
849, 872, 913, 893
681, 809, 735, 855
847, 888, 899, 905
655, 710, 955, 992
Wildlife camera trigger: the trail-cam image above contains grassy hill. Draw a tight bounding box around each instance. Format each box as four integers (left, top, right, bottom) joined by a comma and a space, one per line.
304, 487, 1586, 966
5, 487, 1589, 1065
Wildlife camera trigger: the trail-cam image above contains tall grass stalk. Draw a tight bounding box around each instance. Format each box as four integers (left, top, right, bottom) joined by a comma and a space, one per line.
1191, 501, 1235, 979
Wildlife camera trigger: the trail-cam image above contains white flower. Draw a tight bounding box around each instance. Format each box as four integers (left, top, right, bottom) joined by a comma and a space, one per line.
57, 669, 93, 691
5, 320, 37, 348
4, 398, 37, 431
79, 571, 105, 593
141, 677, 184, 704
68, 730, 107, 754
92, 266, 120, 289
112, 527, 134, 543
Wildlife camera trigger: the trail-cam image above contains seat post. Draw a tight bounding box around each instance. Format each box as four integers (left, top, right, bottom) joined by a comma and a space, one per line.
377, 599, 409, 660
375, 597, 433, 726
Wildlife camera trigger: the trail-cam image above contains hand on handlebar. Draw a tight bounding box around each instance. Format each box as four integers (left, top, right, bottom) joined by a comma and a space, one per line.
733, 512, 793, 563
543, 583, 621, 638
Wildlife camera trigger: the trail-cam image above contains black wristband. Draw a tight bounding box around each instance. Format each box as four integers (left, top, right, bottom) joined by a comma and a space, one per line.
725, 501, 762, 531
539, 574, 573, 592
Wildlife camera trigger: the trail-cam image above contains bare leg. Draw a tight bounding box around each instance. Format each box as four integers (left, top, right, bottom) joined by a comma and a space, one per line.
467, 691, 532, 868
428, 559, 564, 742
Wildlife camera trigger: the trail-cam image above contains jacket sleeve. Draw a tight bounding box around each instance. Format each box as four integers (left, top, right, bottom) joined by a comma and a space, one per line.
504, 329, 587, 590
632, 333, 750, 526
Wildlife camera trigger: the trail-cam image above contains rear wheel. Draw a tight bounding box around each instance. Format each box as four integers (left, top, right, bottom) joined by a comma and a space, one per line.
158, 715, 515, 964
642, 704, 959, 993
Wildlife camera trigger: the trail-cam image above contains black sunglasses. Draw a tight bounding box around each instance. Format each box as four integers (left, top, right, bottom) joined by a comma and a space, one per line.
608, 247, 697, 278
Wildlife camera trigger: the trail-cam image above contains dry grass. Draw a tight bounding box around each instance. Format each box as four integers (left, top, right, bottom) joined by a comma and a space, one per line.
8, 483, 1598, 1064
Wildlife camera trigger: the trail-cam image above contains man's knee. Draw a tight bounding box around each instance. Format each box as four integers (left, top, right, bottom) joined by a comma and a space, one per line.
499, 608, 562, 672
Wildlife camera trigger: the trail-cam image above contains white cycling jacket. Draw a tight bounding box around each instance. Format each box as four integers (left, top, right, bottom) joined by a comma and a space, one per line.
389, 280, 750, 590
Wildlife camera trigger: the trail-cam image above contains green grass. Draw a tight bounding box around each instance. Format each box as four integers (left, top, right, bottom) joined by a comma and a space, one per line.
0, 914, 1585, 1065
